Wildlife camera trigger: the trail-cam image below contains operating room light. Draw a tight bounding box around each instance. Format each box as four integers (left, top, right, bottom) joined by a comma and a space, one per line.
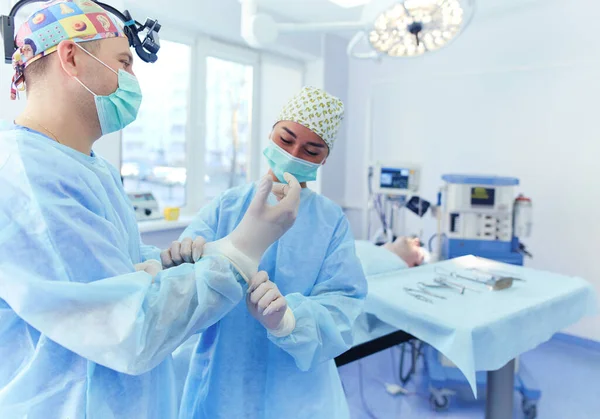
366, 0, 472, 57
239, 0, 475, 59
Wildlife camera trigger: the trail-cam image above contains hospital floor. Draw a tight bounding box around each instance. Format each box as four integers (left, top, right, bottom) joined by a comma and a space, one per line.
338, 338, 600, 419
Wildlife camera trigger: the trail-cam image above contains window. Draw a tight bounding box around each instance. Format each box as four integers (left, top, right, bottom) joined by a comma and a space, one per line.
204, 57, 254, 200
121, 40, 191, 209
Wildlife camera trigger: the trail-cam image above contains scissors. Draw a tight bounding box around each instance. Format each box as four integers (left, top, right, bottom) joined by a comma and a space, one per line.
404, 287, 434, 304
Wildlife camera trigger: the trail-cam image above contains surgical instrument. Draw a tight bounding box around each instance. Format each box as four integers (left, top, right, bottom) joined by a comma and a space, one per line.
419, 278, 466, 295
416, 283, 447, 299
434, 268, 483, 293
469, 266, 525, 282
404, 288, 434, 304
453, 271, 513, 291
435, 267, 506, 291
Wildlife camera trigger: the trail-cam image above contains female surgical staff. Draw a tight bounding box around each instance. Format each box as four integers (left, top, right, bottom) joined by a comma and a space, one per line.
0, 1, 300, 418
171, 87, 369, 419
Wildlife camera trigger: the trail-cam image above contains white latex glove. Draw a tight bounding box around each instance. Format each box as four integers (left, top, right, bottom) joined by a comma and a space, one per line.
160, 237, 207, 268
271, 181, 292, 201
246, 271, 295, 337
203, 173, 301, 282
134, 259, 163, 281
383, 237, 424, 267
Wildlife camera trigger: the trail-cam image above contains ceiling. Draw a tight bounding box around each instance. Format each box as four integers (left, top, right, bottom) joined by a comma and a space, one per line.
255, 0, 534, 25
121, 0, 541, 38
258, 0, 364, 24
13, 0, 540, 28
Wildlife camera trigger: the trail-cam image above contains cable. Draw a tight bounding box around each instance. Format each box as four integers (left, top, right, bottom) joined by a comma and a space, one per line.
385, 344, 430, 401
428, 233, 447, 253
367, 166, 392, 243
398, 340, 425, 386
427, 234, 437, 253
358, 360, 379, 419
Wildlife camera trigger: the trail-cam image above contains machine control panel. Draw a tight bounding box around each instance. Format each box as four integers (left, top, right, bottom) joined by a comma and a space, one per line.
128, 192, 163, 222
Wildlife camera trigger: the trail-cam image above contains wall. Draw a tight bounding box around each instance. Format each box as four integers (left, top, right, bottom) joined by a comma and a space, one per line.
345, 0, 600, 340
319, 34, 349, 206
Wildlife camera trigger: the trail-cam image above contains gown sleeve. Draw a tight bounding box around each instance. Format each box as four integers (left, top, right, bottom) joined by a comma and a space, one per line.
268, 216, 368, 371
0, 151, 245, 376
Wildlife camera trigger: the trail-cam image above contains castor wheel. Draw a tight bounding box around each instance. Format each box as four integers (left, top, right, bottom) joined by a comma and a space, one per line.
522, 398, 537, 419
429, 394, 450, 411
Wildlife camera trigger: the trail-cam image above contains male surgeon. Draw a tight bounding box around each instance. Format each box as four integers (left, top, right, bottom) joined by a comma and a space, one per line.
0, 1, 300, 418
168, 87, 368, 419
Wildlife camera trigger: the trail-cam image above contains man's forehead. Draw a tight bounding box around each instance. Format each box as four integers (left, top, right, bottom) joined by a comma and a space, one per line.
99, 37, 132, 57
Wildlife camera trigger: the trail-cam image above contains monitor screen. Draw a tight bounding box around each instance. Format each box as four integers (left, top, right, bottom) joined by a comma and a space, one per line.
471, 187, 495, 207
380, 167, 410, 190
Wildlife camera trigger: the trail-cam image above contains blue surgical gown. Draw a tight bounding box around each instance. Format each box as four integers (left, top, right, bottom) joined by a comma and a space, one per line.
178, 184, 368, 419
0, 125, 245, 419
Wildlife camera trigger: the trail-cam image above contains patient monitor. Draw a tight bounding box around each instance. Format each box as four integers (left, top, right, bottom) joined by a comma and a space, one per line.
372, 162, 421, 196
368, 162, 423, 244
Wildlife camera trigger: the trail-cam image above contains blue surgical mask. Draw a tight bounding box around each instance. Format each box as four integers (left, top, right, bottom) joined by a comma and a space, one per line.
74, 44, 142, 135
263, 141, 322, 183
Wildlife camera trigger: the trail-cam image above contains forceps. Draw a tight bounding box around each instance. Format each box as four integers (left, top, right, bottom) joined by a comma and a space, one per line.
403, 287, 434, 304
431, 277, 467, 294
416, 283, 447, 300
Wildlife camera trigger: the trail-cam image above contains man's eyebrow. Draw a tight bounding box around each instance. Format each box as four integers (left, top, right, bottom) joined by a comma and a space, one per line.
282, 127, 297, 138
118, 52, 134, 62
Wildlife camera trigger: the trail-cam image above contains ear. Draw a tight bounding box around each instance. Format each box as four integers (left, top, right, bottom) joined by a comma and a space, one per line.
56, 40, 81, 77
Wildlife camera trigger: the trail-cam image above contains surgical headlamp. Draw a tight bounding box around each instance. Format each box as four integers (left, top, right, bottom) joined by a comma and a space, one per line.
0, 0, 161, 64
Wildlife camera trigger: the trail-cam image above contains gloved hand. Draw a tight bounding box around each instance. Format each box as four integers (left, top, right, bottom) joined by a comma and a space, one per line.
246, 271, 295, 337
160, 237, 207, 268
271, 181, 293, 202
134, 259, 163, 281
203, 173, 301, 282
384, 237, 425, 267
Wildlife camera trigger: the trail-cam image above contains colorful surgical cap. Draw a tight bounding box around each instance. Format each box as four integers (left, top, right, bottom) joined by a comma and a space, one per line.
11, 0, 126, 99
275, 87, 344, 151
